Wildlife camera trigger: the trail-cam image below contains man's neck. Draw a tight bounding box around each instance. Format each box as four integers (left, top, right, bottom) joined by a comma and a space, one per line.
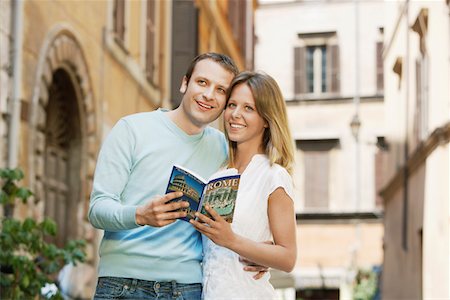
166, 108, 205, 135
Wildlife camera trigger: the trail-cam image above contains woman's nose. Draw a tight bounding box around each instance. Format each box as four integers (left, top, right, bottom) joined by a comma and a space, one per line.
232, 107, 242, 118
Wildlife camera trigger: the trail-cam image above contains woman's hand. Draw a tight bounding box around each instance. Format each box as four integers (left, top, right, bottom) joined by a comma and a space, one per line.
190, 205, 237, 249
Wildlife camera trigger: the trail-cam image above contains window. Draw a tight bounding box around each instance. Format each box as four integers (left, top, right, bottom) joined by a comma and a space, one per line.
375, 137, 388, 209
145, 0, 157, 84
297, 139, 339, 211
294, 32, 339, 97
113, 0, 126, 45
171, 0, 198, 108
304, 150, 329, 209
306, 45, 327, 93
376, 42, 383, 92
414, 56, 428, 143
228, 0, 248, 64
412, 9, 429, 143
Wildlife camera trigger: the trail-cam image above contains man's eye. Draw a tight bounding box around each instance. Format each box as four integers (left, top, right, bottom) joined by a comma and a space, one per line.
198, 80, 206, 85
218, 88, 226, 94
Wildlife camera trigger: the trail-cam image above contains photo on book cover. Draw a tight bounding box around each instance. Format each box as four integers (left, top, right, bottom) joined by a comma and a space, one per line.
166, 166, 206, 221
201, 176, 239, 223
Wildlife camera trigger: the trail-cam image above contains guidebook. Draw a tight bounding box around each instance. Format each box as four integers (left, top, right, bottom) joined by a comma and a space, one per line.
165, 165, 240, 223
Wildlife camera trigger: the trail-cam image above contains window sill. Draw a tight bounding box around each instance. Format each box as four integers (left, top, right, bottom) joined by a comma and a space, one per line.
287, 94, 384, 104
103, 28, 160, 107
296, 211, 383, 224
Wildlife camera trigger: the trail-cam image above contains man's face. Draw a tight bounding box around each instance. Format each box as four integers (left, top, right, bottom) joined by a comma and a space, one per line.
179, 59, 235, 129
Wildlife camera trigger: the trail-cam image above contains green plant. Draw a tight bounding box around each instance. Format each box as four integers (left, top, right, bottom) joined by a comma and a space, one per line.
0, 168, 86, 300
353, 268, 378, 300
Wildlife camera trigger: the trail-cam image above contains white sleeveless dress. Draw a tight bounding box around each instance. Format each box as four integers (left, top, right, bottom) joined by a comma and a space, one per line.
202, 154, 294, 300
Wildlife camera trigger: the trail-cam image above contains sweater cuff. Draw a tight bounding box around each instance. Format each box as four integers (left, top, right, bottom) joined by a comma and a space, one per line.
123, 205, 140, 228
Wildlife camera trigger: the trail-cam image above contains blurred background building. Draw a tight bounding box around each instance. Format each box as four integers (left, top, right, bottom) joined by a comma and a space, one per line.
256, 0, 384, 299
1, 0, 449, 299
0, 0, 11, 164
381, 1, 450, 299
0, 0, 255, 298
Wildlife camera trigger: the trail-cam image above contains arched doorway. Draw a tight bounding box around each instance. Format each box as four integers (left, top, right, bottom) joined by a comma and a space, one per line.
44, 68, 82, 247
29, 30, 98, 240
28, 29, 99, 297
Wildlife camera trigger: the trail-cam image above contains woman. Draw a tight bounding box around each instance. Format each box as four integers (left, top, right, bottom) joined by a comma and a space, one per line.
190, 71, 297, 299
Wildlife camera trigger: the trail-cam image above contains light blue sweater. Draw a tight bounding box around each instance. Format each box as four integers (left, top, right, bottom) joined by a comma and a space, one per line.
88, 109, 227, 283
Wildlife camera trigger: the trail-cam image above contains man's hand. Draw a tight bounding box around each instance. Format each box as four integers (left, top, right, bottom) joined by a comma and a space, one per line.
240, 240, 274, 279
135, 192, 188, 227
239, 257, 270, 280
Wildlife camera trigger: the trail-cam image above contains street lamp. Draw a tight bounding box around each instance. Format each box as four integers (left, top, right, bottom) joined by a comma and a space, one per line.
349, 112, 362, 299
350, 114, 361, 141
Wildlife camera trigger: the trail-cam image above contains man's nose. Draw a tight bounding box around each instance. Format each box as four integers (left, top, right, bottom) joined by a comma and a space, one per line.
203, 86, 214, 100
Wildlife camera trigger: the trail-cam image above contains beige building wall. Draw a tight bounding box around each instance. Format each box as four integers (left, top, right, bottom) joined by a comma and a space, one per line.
0, 0, 10, 166
296, 223, 383, 285
16, 1, 169, 297
5, 0, 254, 298
382, 0, 450, 299
255, 1, 385, 298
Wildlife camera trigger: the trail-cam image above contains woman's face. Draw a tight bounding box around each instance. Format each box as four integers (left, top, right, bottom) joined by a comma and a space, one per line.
224, 83, 267, 150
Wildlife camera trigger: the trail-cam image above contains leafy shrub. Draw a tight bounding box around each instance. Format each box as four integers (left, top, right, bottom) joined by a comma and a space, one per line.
0, 168, 86, 300
353, 268, 379, 300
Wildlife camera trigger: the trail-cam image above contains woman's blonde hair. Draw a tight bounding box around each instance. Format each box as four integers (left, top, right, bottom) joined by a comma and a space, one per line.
225, 71, 295, 174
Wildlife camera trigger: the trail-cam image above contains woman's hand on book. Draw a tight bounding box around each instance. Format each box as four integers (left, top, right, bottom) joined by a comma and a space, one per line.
136, 192, 189, 227
190, 205, 237, 249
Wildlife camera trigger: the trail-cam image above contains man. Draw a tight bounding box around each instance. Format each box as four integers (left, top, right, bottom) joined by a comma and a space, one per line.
89, 53, 263, 299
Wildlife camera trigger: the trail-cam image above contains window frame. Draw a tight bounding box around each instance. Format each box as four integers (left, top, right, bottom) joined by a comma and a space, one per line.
294, 32, 340, 99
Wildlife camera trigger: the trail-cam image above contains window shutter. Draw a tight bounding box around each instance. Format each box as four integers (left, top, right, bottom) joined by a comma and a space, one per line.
376, 41, 384, 92
113, 0, 125, 42
304, 151, 329, 209
146, 0, 156, 83
228, 0, 247, 59
297, 139, 338, 211
374, 149, 385, 208
170, 0, 198, 108
414, 59, 422, 143
330, 44, 340, 93
294, 46, 306, 96
239, 0, 247, 58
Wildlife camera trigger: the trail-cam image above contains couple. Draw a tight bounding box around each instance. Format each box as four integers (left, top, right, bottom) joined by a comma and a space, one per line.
88, 53, 297, 299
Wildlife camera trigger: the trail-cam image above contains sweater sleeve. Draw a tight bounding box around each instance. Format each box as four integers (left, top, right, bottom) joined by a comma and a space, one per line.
88, 119, 140, 231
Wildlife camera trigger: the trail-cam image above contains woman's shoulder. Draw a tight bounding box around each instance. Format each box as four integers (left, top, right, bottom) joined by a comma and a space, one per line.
257, 155, 290, 177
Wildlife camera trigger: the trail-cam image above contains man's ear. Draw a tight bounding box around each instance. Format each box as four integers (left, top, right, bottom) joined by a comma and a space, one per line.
179, 76, 188, 94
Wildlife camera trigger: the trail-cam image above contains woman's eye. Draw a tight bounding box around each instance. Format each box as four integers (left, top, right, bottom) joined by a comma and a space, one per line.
227, 103, 236, 108
245, 106, 254, 111
198, 80, 206, 86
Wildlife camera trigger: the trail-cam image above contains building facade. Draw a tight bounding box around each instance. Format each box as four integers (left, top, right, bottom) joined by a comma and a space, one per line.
381, 0, 450, 299
1, 0, 254, 298
255, 1, 385, 299
0, 0, 11, 165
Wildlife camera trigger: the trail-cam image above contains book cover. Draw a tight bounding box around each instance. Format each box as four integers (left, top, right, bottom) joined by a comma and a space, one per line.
165, 165, 240, 223
200, 176, 240, 223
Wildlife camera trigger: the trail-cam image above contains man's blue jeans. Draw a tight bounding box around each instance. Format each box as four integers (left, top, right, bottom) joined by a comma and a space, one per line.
93, 277, 202, 300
